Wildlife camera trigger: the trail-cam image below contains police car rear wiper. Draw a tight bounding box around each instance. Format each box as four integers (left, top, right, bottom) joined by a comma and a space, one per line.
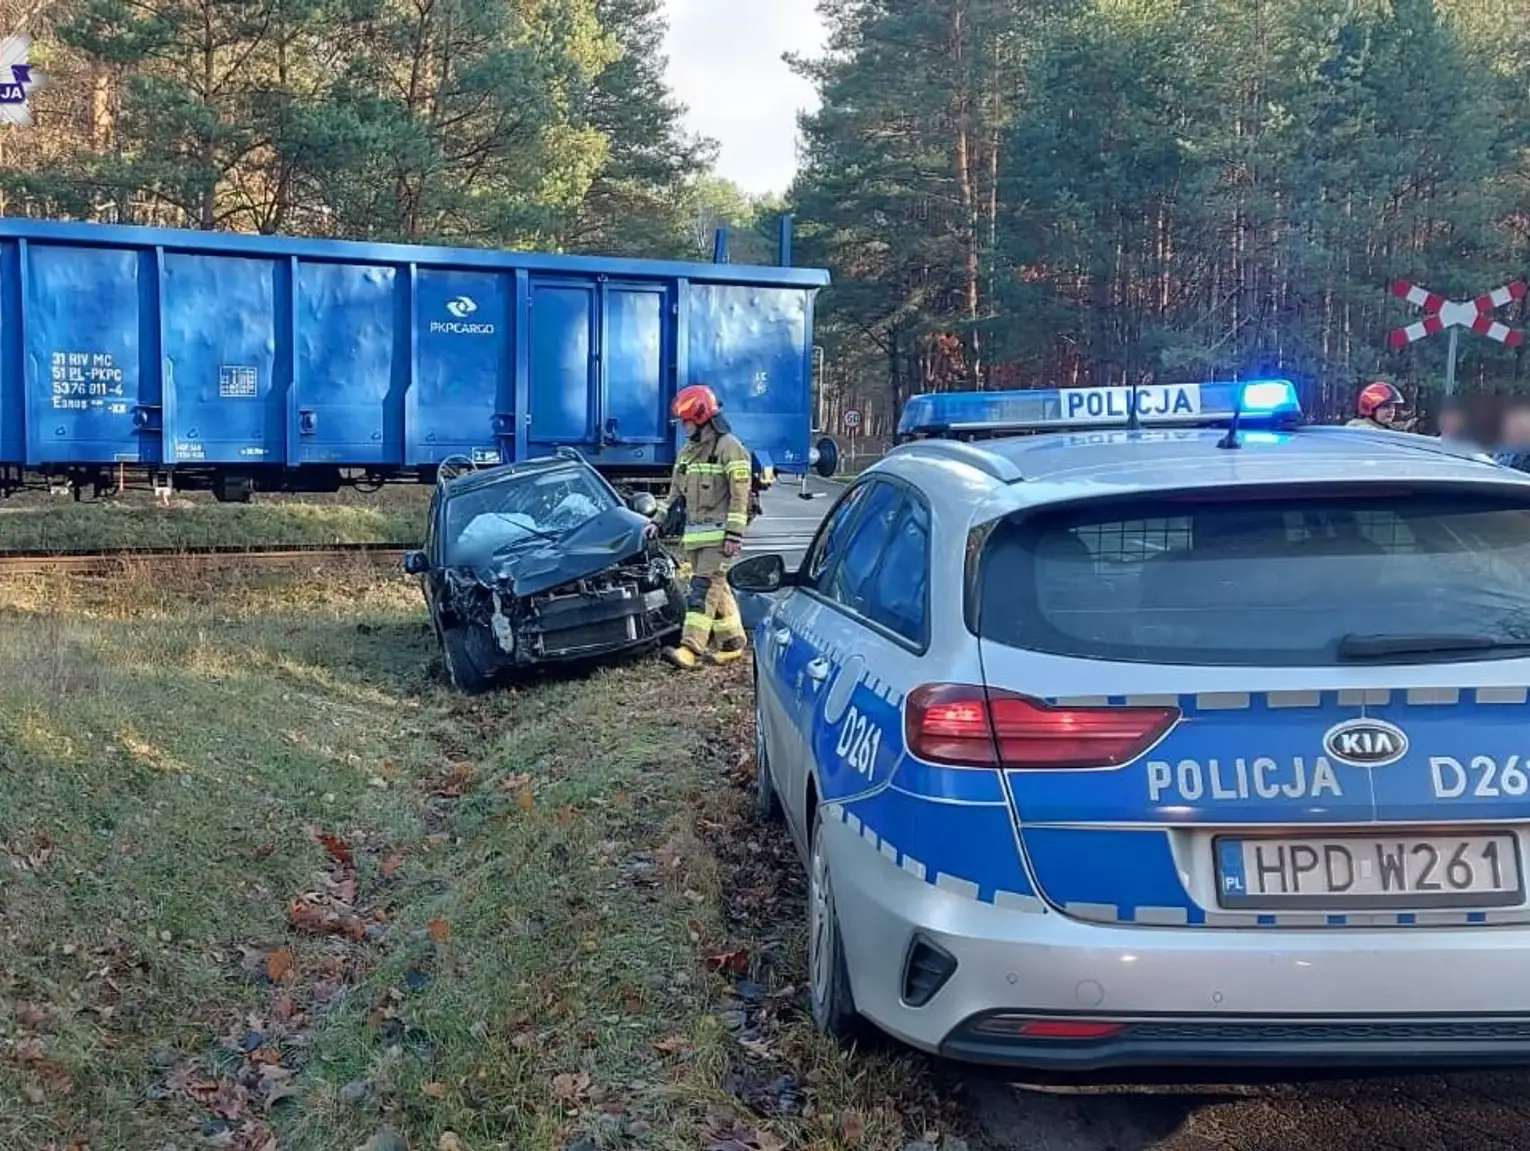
1336, 632, 1530, 660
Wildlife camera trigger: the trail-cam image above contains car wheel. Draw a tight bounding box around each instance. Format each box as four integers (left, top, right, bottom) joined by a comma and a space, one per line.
808, 813, 861, 1040
753, 675, 782, 823
440, 625, 497, 694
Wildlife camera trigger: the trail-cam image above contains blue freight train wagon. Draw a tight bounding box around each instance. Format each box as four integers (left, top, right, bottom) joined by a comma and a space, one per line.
0, 217, 837, 501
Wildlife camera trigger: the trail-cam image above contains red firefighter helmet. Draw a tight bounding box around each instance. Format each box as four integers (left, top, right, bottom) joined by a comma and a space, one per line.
672, 384, 721, 425
1357, 380, 1405, 419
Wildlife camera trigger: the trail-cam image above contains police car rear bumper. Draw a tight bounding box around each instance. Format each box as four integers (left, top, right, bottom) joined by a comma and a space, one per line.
824, 819, 1530, 1071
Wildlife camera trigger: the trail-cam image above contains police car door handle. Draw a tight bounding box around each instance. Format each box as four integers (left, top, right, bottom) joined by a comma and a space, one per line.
805, 657, 830, 683
773, 627, 792, 648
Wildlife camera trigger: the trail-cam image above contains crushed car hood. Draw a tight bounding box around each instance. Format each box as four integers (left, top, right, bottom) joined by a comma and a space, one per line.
456, 507, 652, 597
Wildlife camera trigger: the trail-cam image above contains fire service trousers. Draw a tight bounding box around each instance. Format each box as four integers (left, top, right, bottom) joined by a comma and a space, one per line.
679, 545, 746, 655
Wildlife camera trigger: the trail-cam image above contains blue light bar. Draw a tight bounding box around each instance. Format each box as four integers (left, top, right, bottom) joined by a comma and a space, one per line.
896, 380, 1301, 438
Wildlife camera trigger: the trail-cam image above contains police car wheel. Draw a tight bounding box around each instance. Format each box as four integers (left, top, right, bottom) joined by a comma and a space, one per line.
753, 683, 782, 823
808, 814, 860, 1039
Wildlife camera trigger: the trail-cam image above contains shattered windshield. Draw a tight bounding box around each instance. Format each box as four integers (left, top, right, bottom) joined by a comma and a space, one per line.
442, 465, 619, 566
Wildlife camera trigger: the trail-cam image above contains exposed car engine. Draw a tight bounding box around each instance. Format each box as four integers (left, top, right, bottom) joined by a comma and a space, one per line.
440, 544, 684, 667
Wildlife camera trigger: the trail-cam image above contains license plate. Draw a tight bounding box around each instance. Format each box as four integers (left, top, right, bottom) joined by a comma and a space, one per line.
1215, 832, 1523, 910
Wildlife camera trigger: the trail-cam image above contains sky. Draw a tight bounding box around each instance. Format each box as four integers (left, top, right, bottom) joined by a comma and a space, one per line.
661, 0, 826, 196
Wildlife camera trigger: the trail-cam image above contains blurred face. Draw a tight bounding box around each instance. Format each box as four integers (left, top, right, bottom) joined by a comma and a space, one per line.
1439, 408, 1465, 438
681, 419, 699, 436
1504, 407, 1530, 445
1374, 401, 1398, 426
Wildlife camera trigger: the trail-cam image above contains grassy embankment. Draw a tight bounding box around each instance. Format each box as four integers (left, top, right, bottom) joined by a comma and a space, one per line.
0, 557, 954, 1151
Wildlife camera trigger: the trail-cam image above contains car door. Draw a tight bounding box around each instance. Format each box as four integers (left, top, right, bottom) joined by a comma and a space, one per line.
762, 480, 874, 849
802, 482, 932, 824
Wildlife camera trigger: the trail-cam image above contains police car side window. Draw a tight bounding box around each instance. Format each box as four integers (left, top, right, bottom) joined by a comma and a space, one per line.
866, 498, 930, 644
800, 482, 870, 589
823, 483, 905, 613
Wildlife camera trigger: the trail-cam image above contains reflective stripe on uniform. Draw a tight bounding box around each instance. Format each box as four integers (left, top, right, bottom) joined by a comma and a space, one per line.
725, 512, 748, 531
683, 527, 726, 547
724, 460, 751, 479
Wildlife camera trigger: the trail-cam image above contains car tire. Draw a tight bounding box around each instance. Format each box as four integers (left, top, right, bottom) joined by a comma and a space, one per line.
753, 676, 782, 823
439, 625, 497, 694
808, 812, 862, 1040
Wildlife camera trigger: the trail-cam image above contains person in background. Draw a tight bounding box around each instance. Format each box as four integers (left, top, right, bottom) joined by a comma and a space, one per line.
1436, 400, 1474, 446
1491, 400, 1530, 473
1346, 380, 1409, 430
653, 384, 753, 670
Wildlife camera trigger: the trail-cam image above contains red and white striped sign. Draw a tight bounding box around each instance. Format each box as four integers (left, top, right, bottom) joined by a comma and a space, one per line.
1388, 279, 1526, 349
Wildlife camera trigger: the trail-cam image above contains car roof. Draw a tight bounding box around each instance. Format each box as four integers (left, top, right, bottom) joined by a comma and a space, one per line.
869, 425, 1530, 521
440, 453, 595, 498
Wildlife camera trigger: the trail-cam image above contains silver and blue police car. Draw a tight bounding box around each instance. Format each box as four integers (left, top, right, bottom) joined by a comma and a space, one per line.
728, 379, 1530, 1071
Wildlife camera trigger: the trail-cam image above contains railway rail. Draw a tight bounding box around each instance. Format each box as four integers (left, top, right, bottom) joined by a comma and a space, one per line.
0, 533, 815, 576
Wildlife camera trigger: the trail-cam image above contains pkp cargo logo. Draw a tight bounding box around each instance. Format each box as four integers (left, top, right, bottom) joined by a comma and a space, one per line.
431, 294, 495, 336
0, 37, 43, 127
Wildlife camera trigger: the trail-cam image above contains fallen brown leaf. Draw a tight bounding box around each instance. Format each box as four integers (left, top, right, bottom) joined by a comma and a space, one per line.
840, 1108, 865, 1144
516, 786, 535, 813
653, 1034, 691, 1055
314, 831, 353, 865
380, 851, 405, 878
705, 948, 750, 975
266, 948, 294, 982
499, 772, 532, 792
254, 843, 276, 860
422, 1081, 446, 1099
428, 919, 452, 944
550, 1070, 591, 1104
439, 1134, 463, 1151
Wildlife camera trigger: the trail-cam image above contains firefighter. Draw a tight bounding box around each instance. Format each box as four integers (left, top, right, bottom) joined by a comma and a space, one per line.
1347, 380, 1407, 430
654, 384, 752, 669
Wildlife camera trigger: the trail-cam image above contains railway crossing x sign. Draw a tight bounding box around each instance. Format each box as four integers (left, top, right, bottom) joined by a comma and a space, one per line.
1388, 278, 1526, 395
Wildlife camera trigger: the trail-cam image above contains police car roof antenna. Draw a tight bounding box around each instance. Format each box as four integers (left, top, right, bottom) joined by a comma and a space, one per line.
1217, 386, 1244, 450
1125, 385, 1142, 432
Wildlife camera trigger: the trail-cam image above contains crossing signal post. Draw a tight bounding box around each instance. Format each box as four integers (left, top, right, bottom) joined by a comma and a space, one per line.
1388, 279, 1526, 396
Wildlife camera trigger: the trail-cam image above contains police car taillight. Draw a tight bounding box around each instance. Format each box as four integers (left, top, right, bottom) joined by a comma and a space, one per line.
906, 685, 1179, 769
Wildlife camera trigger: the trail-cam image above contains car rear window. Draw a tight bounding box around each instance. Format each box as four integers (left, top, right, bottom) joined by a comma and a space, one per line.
975, 486, 1530, 666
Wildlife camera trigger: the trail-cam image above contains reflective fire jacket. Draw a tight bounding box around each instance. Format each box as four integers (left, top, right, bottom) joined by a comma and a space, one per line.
657, 422, 752, 551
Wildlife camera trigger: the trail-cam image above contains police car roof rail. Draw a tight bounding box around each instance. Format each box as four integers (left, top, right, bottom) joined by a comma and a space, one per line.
886, 438, 1025, 483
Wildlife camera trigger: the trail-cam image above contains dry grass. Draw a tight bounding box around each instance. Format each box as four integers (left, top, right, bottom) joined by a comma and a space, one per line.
0, 562, 953, 1151
0, 498, 423, 553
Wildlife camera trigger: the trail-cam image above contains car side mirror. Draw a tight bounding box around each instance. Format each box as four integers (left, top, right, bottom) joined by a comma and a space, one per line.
728, 553, 792, 593
402, 550, 430, 575
628, 491, 657, 518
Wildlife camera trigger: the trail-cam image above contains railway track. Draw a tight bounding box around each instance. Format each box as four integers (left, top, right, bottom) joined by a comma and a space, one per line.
0, 534, 814, 575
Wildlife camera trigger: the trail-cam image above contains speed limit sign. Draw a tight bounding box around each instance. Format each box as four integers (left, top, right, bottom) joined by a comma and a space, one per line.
843, 409, 862, 431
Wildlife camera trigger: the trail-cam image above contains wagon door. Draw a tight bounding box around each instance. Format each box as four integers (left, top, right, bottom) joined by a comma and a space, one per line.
408, 269, 510, 467
161, 253, 286, 466
598, 282, 670, 468
527, 279, 599, 456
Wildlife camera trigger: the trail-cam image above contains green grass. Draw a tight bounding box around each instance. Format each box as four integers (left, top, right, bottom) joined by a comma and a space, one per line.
0, 562, 941, 1151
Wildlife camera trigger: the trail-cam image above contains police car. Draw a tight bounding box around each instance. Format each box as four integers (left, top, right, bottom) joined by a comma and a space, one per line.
726, 379, 1530, 1071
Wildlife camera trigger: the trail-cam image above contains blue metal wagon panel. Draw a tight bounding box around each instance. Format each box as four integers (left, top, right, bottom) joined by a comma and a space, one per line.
23, 243, 152, 466
294, 261, 401, 466
686, 284, 811, 472
162, 252, 285, 465
409, 267, 510, 467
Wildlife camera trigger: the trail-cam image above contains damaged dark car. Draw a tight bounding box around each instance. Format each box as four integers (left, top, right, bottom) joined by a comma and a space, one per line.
403, 450, 686, 692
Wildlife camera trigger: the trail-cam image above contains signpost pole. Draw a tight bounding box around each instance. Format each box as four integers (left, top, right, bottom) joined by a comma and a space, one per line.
1444, 326, 1459, 397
